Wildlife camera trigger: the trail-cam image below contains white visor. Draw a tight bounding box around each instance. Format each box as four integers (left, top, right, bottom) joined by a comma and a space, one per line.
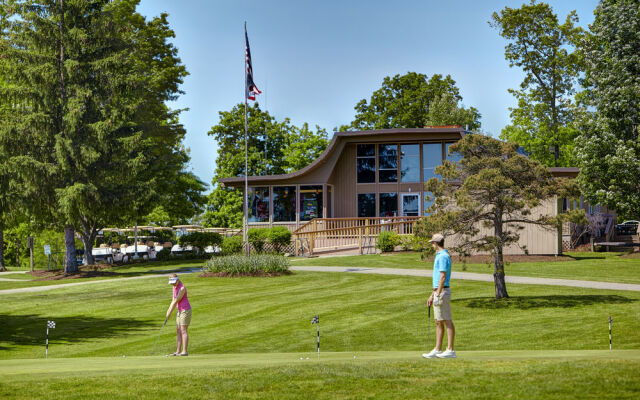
168, 277, 178, 284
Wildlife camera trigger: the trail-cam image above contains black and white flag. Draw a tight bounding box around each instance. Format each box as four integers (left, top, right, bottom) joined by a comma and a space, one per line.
311, 315, 319, 325
47, 320, 56, 329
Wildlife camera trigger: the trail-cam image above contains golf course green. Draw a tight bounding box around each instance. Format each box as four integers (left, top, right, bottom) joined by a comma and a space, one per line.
2, 256, 639, 399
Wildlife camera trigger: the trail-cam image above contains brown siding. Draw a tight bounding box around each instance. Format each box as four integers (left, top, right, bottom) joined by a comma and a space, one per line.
329, 143, 356, 217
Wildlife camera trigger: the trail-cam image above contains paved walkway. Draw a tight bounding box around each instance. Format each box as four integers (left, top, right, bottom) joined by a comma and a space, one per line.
289, 266, 640, 292
3, 265, 640, 294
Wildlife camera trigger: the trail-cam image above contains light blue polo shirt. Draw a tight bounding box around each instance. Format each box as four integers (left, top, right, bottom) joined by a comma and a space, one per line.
433, 249, 452, 289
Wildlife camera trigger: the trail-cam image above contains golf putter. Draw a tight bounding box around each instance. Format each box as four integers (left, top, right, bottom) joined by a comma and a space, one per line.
427, 304, 431, 351
150, 318, 168, 355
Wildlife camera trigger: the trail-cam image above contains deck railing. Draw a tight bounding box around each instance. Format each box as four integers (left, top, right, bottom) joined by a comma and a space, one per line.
293, 217, 422, 256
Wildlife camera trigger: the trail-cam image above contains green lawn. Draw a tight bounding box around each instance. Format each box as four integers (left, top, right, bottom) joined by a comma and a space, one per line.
291, 251, 640, 284
1, 351, 639, 399
2, 264, 639, 398
0, 259, 204, 290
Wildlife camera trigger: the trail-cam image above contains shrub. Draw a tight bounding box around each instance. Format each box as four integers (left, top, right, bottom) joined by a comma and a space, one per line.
221, 236, 243, 255
178, 232, 223, 251
400, 234, 430, 252
155, 248, 172, 261
377, 231, 400, 253
267, 226, 292, 253
203, 254, 290, 276
248, 228, 269, 252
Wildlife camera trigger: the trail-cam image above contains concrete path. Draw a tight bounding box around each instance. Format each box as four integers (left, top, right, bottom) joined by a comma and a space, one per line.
3, 265, 640, 294
0, 267, 202, 295
290, 266, 640, 292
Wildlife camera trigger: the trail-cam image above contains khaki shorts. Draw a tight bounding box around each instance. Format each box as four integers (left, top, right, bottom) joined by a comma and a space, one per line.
433, 288, 452, 321
176, 308, 192, 326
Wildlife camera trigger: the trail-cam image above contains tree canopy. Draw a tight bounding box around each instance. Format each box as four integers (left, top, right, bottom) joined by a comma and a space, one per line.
415, 134, 582, 298
204, 103, 328, 228
491, 1, 584, 167
575, 0, 640, 219
0, 0, 192, 267
344, 72, 481, 131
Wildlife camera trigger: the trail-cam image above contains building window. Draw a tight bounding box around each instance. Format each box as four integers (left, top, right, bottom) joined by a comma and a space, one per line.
379, 192, 398, 217
357, 144, 375, 183
273, 186, 296, 222
248, 187, 269, 222
358, 193, 375, 217
401, 193, 420, 216
400, 144, 420, 182
300, 185, 323, 221
378, 144, 398, 183
423, 143, 442, 182
445, 142, 462, 163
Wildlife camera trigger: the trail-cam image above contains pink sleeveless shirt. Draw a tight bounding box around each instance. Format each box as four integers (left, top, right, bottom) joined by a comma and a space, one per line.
173, 281, 191, 311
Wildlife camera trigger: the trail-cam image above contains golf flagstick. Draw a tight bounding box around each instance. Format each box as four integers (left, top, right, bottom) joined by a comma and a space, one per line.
151, 318, 168, 355
46, 320, 56, 359
609, 315, 613, 350
311, 315, 319, 359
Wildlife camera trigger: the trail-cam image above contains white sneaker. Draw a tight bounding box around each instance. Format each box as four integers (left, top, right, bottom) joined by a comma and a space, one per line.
436, 349, 456, 358
421, 349, 442, 358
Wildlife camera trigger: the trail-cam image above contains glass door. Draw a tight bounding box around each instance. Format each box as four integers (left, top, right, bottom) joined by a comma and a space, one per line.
401, 193, 420, 216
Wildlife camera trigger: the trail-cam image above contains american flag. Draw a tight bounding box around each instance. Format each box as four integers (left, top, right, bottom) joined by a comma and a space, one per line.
47, 321, 56, 329
311, 315, 319, 325
245, 24, 261, 101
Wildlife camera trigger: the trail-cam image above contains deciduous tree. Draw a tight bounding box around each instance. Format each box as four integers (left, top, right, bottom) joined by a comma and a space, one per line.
491, 1, 584, 166
575, 0, 640, 220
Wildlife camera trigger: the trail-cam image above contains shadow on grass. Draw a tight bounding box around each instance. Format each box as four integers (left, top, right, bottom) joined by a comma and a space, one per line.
0, 314, 155, 350
454, 295, 636, 310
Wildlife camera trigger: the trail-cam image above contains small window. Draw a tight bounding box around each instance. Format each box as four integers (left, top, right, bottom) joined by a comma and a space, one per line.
378, 144, 398, 183
357, 144, 375, 183
273, 186, 296, 222
379, 192, 398, 217
300, 185, 323, 221
358, 193, 375, 217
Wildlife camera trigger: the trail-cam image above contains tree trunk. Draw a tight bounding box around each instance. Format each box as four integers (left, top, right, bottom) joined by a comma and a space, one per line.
0, 229, 6, 272
15, 238, 20, 267
64, 225, 78, 273
494, 214, 509, 299
81, 228, 97, 266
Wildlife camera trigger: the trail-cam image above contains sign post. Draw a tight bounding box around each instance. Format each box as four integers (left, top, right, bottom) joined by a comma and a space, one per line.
44, 245, 51, 271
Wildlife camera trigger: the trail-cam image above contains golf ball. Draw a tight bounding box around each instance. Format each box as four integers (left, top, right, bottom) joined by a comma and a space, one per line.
122, 355, 126, 358
354, 356, 357, 359
306, 357, 310, 360
300, 357, 303, 360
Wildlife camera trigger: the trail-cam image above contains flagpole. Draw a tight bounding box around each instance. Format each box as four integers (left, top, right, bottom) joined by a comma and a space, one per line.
243, 21, 249, 256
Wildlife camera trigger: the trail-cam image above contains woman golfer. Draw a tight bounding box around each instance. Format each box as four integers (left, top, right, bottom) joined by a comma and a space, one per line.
166, 273, 191, 356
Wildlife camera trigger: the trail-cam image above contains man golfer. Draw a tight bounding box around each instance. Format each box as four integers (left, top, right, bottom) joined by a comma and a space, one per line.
166, 273, 191, 356
423, 233, 456, 358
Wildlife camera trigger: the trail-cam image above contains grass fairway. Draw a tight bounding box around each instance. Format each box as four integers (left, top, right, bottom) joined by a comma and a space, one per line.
2, 266, 640, 398
291, 251, 640, 284
1, 351, 639, 399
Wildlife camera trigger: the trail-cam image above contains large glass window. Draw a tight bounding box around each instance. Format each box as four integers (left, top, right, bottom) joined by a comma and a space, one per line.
357, 144, 375, 183
423, 143, 442, 182
379, 192, 398, 217
445, 142, 462, 163
300, 185, 323, 221
248, 187, 269, 222
400, 144, 420, 182
378, 144, 398, 183
273, 186, 296, 222
358, 193, 375, 217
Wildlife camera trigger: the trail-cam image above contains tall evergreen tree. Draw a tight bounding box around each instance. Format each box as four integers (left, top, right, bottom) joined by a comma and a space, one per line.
0, 0, 189, 268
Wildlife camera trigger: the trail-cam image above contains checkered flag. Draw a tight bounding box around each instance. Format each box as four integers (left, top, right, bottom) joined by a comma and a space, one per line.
311, 315, 319, 324
47, 321, 56, 329
46, 320, 55, 358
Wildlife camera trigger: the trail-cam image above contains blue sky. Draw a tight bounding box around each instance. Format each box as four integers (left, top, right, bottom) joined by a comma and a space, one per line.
136, 0, 599, 191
